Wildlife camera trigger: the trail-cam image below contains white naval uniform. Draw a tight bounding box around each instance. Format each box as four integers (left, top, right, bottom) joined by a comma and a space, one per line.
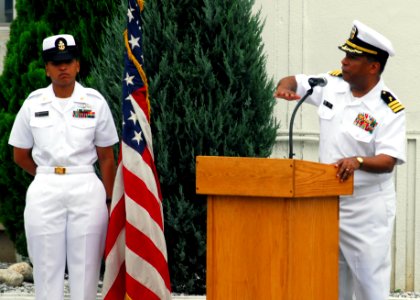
8, 82, 119, 300
295, 73, 406, 300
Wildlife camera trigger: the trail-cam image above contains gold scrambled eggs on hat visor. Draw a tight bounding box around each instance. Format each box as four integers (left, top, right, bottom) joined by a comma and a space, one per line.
339, 41, 378, 56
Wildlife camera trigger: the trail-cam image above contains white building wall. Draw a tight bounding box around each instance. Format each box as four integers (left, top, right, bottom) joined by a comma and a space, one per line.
254, 0, 420, 292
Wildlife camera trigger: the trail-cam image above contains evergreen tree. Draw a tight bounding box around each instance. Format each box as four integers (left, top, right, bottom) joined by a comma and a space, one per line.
86, 0, 126, 134
142, 0, 277, 292
89, 0, 277, 293
0, 0, 119, 255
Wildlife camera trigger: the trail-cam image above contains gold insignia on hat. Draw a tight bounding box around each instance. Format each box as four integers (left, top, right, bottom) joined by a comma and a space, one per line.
350, 26, 357, 40
57, 40, 66, 51
381, 90, 405, 113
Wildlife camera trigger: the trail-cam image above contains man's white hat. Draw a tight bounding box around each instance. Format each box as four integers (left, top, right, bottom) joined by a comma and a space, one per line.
339, 20, 394, 60
42, 34, 79, 62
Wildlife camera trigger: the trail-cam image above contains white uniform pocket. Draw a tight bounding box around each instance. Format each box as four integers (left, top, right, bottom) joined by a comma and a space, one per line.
345, 123, 374, 143
69, 118, 97, 147
30, 117, 54, 148
318, 103, 336, 120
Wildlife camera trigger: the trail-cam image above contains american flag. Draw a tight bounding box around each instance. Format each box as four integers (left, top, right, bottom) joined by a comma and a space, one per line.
102, 0, 172, 299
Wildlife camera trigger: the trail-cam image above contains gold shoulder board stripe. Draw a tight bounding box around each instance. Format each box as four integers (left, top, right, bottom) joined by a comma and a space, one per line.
381, 90, 405, 113
328, 70, 343, 77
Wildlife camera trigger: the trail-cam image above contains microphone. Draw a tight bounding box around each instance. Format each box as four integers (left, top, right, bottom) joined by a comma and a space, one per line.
308, 77, 328, 87
288, 77, 326, 158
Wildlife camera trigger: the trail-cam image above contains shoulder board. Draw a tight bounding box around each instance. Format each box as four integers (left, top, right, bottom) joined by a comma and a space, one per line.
26, 89, 44, 100
381, 90, 405, 113
328, 70, 343, 77
85, 88, 104, 100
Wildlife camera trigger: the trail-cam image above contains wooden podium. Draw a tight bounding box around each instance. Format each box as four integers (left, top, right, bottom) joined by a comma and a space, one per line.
196, 156, 353, 300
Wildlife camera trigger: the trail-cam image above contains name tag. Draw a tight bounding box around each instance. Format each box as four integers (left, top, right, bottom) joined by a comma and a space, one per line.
35, 111, 49, 117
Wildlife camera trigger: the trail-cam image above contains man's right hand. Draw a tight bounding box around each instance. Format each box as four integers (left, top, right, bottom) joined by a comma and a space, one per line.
273, 76, 301, 101
273, 86, 301, 100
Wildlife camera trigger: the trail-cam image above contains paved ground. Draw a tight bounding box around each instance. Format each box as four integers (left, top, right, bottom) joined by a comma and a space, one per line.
0, 294, 205, 300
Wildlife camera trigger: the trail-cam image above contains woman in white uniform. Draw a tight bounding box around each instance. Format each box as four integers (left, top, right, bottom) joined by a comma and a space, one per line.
8, 34, 119, 300
273, 21, 406, 300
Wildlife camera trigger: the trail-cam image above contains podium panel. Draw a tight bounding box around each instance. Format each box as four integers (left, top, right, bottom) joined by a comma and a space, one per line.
196, 156, 353, 300
207, 195, 338, 299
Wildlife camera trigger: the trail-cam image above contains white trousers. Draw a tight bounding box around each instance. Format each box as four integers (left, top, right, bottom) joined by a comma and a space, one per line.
24, 172, 108, 300
339, 179, 395, 300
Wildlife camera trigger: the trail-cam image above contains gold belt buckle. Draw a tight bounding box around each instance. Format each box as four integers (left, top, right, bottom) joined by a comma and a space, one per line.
54, 167, 66, 175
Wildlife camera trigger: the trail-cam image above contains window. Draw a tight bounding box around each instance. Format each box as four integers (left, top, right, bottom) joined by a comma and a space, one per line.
0, 0, 13, 23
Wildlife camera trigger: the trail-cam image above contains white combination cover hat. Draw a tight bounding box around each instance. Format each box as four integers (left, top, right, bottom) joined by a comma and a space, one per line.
339, 20, 394, 60
42, 34, 78, 62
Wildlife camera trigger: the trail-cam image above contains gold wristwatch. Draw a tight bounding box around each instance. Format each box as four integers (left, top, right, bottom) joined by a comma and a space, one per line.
356, 157, 364, 169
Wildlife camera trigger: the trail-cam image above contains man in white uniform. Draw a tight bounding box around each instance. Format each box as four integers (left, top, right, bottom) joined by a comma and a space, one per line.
273, 20, 406, 300
8, 34, 119, 300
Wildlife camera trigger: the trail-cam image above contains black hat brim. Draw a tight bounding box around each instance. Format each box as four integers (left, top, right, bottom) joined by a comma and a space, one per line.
42, 46, 79, 63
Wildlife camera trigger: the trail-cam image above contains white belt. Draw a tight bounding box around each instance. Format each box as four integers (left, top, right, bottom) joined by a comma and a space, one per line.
36, 165, 94, 175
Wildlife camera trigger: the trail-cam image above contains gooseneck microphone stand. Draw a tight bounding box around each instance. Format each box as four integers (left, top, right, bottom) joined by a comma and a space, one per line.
288, 87, 314, 159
